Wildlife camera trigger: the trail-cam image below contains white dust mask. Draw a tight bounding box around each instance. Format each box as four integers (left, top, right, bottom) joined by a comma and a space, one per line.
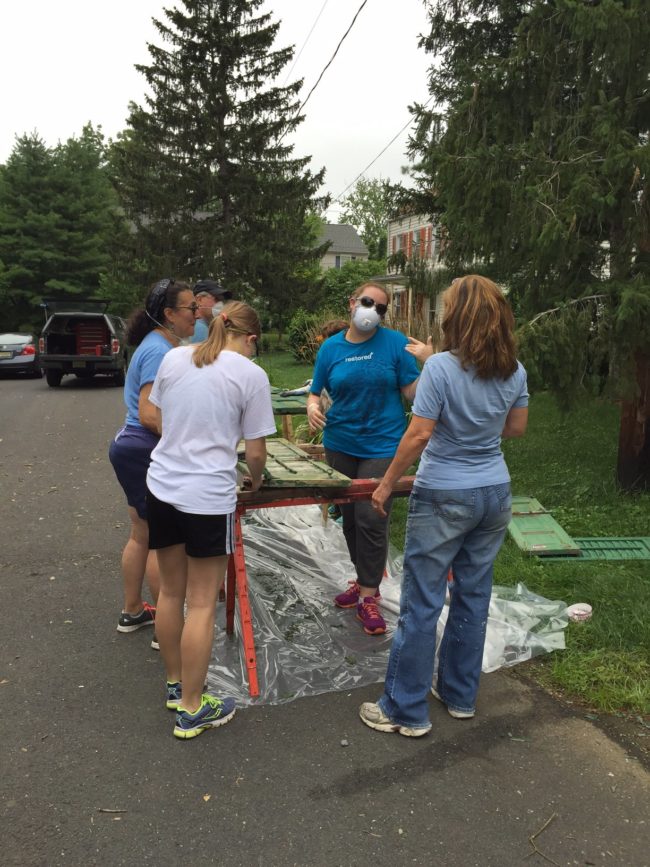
352, 303, 381, 332
211, 301, 224, 317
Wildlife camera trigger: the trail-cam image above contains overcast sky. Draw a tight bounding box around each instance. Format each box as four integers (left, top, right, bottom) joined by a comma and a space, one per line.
1, 0, 433, 219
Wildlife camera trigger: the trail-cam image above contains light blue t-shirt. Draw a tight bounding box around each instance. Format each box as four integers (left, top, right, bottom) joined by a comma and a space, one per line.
413, 351, 529, 489
123, 331, 174, 429
191, 318, 209, 343
310, 328, 420, 458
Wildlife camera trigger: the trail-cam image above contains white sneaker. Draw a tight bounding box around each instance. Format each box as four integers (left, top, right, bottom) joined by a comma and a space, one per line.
431, 686, 474, 719
359, 702, 431, 737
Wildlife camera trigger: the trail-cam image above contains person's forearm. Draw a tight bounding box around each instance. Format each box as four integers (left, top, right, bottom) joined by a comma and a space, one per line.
245, 448, 266, 483
401, 379, 419, 404
139, 405, 161, 434
381, 431, 429, 489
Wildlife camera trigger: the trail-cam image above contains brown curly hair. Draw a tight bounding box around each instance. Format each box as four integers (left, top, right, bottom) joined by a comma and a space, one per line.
441, 275, 517, 379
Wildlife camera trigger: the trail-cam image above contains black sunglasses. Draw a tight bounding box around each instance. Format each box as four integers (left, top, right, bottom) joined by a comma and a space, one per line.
176, 302, 200, 313
358, 296, 388, 317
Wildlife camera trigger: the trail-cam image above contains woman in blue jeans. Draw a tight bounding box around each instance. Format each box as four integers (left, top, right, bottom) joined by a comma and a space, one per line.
360, 275, 528, 737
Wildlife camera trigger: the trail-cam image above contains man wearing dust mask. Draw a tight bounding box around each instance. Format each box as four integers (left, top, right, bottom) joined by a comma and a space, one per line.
190, 279, 234, 343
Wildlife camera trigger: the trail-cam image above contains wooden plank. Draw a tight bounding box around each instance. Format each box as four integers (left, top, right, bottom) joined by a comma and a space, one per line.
270, 387, 308, 415
238, 437, 350, 488
508, 495, 580, 556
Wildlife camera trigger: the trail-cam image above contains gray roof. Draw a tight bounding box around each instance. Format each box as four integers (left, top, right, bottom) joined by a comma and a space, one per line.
317, 223, 368, 256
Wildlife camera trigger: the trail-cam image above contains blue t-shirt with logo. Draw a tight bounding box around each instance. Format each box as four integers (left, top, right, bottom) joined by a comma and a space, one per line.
310, 328, 420, 458
413, 351, 529, 489
123, 331, 174, 429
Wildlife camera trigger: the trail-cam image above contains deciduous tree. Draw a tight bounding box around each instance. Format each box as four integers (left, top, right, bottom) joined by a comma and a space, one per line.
339, 177, 393, 259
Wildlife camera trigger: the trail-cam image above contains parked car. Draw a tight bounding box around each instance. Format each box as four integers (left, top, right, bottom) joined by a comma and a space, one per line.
39, 299, 129, 388
0, 333, 42, 378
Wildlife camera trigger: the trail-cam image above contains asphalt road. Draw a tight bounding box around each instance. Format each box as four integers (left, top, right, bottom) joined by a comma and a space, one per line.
1, 375, 648, 867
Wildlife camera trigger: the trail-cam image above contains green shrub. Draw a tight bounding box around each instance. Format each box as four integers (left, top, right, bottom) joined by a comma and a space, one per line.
287, 308, 341, 363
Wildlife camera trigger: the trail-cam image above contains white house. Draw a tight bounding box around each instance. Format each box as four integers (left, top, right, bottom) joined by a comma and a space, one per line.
385, 212, 444, 333
316, 224, 369, 270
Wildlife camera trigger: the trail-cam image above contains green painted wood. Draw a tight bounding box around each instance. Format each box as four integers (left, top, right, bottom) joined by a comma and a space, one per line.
508, 496, 580, 556
270, 387, 308, 415
543, 537, 650, 561
238, 438, 350, 488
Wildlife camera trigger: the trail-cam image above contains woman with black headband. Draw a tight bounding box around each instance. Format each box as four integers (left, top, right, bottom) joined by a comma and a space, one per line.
109, 279, 198, 647
307, 282, 420, 637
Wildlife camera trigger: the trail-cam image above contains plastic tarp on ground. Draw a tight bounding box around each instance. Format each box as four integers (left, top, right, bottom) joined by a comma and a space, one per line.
207, 506, 569, 705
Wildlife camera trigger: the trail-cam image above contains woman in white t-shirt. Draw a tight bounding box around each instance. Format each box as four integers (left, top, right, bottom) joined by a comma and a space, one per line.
146, 301, 276, 740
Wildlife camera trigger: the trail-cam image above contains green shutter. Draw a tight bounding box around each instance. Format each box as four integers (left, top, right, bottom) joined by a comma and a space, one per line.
543, 538, 650, 561
508, 496, 580, 556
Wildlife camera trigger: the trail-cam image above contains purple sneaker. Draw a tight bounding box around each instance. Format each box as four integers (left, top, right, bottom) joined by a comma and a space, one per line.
356, 597, 386, 635
334, 581, 381, 609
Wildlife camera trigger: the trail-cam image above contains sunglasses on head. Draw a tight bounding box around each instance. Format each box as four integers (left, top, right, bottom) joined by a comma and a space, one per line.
152, 277, 173, 298
146, 278, 174, 319
358, 296, 388, 317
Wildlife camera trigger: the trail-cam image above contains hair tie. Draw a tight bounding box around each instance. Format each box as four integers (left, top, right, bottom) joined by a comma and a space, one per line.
221, 312, 230, 326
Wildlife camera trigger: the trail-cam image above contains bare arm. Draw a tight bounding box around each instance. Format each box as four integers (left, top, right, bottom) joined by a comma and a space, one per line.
138, 382, 161, 434
243, 437, 267, 492
400, 378, 420, 404
372, 414, 436, 516
502, 406, 528, 439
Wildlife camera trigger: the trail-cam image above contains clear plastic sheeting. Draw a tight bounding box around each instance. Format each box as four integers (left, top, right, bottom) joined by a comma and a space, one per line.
206, 505, 568, 705
434, 582, 569, 676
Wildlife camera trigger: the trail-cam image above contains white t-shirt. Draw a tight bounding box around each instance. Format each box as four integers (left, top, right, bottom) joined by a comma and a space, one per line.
147, 347, 276, 514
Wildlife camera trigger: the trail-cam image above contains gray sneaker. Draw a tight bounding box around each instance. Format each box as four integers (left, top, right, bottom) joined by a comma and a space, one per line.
117, 602, 156, 633
359, 702, 431, 737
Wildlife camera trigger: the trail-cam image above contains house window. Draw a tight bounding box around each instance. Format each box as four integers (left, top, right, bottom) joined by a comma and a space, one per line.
335, 255, 341, 269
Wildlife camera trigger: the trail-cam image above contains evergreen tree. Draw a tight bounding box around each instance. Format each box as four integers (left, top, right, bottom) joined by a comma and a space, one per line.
0, 127, 124, 331
0, 134, 60, 330
408, 0, 650, 489
109, 0, 326, 312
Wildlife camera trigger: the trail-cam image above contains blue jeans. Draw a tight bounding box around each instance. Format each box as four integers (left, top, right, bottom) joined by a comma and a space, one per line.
378, 484, 512, 728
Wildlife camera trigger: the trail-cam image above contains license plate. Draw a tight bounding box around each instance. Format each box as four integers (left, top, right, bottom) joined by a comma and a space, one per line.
0, 351, 12, 358
73, 361, 87, 368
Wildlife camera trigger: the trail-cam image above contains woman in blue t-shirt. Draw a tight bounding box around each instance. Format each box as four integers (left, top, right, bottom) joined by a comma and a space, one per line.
359, 275, 528, 736
109, 279, 198, 645
307, 282, 420, 636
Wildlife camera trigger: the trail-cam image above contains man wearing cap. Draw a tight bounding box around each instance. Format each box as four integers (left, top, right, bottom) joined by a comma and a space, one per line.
191, 279, 233, 343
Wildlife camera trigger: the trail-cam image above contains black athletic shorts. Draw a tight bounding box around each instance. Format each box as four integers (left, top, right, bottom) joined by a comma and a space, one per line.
146, 487, 235, 558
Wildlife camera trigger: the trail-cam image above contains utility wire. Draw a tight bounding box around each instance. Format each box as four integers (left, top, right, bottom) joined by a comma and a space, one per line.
298, 0, 369, 114
282, 0, 329, 86
331, 94, 435, 204
279, 0, 370, 143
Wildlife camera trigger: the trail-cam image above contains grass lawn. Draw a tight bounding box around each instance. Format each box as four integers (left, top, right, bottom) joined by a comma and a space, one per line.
260, 348, 650, 716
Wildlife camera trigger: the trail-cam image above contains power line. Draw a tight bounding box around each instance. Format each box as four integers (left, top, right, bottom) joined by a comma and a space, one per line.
279, 0, 370, 143
331, 95, 434, 203
282, 1, 329, 86
298, 0, 370, 115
